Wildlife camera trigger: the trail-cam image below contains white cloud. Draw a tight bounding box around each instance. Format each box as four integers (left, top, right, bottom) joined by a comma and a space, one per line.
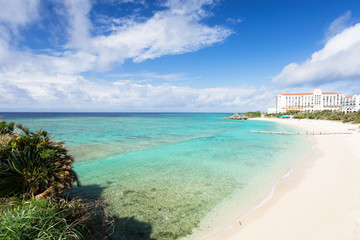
0, 0, 40, 32
64, 0, 92, 49
66, 0, 232, 70
325, 11, 352, 40
273, 22, 360, 86
0, 26, 11, 61
107, 72, 192, 84
101, 0, 146, 4
0, 64, 273, 112
93, 12, 231, 65
226, 17, 242, 25
164, 0, 214, 17
0, 0, 41, 63
0, 0, 232, 73
0, 0, 241, 111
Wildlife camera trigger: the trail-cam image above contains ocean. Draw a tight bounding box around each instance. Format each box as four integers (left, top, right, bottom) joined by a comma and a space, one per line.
0, 113, 310, 239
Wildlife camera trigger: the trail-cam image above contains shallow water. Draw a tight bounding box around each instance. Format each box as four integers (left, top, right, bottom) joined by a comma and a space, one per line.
1, 113, 310, 239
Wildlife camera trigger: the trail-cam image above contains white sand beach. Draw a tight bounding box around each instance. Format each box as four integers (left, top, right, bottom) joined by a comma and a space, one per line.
216, 118, 360, 240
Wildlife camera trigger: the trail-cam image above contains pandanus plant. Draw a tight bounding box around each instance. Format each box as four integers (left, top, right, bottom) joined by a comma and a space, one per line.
0, 122, 80, 199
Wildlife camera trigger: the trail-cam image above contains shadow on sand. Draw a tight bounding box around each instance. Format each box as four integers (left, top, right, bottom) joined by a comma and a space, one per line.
70, 184, 155, 240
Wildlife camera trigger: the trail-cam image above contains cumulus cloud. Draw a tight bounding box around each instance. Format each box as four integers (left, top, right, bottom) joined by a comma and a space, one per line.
0, 66, 272, 112
0, 0, 246, 111
273, 22, 360, 86
0, 0, 40, 32
64, 0, 93, 49
0, 0, 40, 63
54, 0, 233, 71
89, 0, 232, 69
0, 0, 232, 73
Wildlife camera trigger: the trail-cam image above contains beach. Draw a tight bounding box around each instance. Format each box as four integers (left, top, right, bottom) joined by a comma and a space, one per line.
3, 113, 310, 239
216, 118, 360, 240
3, 113, 360, 239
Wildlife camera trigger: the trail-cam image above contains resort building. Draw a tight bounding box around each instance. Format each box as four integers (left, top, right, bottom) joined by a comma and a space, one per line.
342, 94, 360, 113
275, 88, 345, 113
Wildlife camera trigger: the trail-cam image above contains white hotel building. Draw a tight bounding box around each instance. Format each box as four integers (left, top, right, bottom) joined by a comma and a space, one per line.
275, 88, 345, 113
342, 94, 360, 113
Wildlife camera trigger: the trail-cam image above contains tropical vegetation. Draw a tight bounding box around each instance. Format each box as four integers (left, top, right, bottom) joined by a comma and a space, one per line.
244, 111, 261, 118
265, 110, 360, 124
0, 123, 80, 198
0, 198, 90, 240
0, 121, 112, 239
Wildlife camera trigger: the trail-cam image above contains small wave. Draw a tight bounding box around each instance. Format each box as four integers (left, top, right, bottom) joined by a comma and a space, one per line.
221, 184, 278, 234
282, 169, 294, 179
240, 185, 276, 220
239, 168, 295, 221
224, 170, 293, 232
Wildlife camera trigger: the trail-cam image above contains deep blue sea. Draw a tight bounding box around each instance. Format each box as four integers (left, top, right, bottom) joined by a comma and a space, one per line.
0, 113, 310, 239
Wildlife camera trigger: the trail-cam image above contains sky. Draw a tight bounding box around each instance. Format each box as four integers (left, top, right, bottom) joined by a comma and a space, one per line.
0, 0, 360, 112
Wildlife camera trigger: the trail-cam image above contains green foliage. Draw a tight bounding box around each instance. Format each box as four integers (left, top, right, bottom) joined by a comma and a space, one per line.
0, 122, 114, 239
265, 113, 282, 118
0, 199, 91, 240
286, 110, 300, 115
39, 149, 56, 160
293, 114, 305, 119
0, 121, 15, 135
343, 112, 359, 123
352, 119, 360, 124
329, 114, 342, 120
245, 111, 261, 118
267, 110, 360, 124
0, 122, 80, 199
0, 147, 67, 198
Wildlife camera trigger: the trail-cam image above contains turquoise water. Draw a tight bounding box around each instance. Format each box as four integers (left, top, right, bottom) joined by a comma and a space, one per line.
1, 113, 310, 239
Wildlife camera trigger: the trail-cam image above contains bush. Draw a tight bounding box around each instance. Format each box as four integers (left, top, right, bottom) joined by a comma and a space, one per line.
0, 122, 80, 199
0, 199, 87, 240
0, 122, 113, 239
329, 114, 342, 120
0, 197, 113, 240
343, 113, 356, 123
293, 114, 304, 119
287, 110, 300, 115
352, 119, 360, 124
245, 111, 261, 118
0, 121, 15, 135
266, 110, 360, 124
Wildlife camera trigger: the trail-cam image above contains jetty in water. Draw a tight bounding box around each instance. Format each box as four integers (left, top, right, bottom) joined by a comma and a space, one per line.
224, 113, 248, 120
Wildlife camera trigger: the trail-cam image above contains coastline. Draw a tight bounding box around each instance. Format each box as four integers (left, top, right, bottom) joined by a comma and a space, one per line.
185, 118, 313, 240
215, 118, 360, 240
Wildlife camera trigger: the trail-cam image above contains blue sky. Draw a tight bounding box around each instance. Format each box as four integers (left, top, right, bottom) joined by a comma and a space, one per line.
0, 0, 359, 112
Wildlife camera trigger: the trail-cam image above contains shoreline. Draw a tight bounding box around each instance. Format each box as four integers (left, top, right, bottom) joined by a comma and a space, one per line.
214, 118, 360, 240
186, 118, 316, 240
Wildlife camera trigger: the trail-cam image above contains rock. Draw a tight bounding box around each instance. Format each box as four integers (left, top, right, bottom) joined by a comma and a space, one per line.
224, 113, 248, 120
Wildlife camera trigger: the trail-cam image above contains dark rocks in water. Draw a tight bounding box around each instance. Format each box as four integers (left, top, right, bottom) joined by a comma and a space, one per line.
224, 113, 248, 120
